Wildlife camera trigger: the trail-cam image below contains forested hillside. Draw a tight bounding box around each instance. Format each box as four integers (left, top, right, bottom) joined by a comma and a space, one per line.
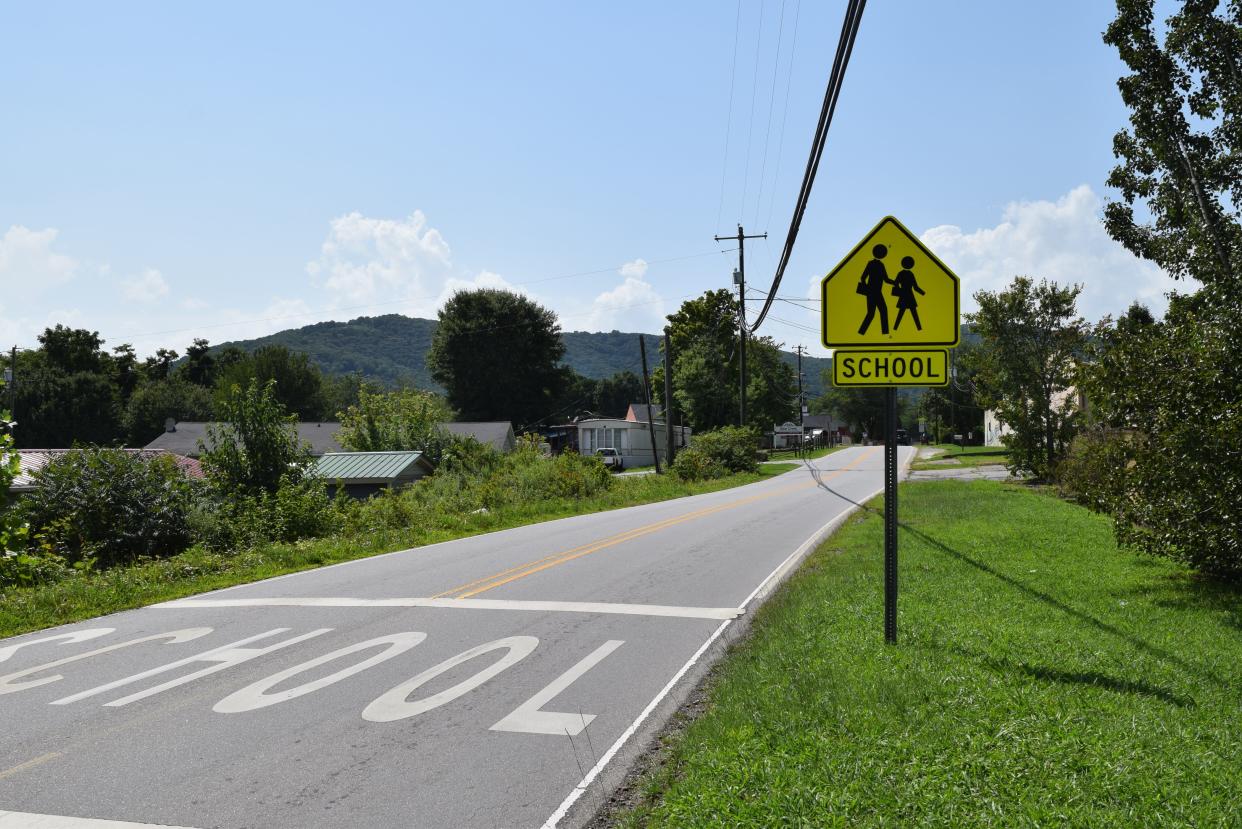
214, 314, 837, 398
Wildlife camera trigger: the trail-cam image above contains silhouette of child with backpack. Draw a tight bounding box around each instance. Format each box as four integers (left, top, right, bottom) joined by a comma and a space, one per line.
892, 255, 926, 331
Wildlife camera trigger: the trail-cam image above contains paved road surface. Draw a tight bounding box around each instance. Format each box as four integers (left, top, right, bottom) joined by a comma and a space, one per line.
0, 446, 910, 829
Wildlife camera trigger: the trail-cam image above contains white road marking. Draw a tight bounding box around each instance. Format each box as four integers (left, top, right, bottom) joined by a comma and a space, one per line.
154, 597, 742, 620
363, 636, 538, 723
51, 628, 331, 707
491, 640, 623, 736
213, 632, 426, 713
0, 629, 115, 664
0, 629, 213, 697
0, 812, 197, 828
541, 473, 890, 828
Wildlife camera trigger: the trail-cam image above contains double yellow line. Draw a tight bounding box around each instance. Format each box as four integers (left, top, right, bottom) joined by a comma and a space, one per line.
433, 448, 878, 600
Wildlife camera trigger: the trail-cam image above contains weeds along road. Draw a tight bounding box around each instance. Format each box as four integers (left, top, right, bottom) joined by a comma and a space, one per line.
0, 445, 911, 829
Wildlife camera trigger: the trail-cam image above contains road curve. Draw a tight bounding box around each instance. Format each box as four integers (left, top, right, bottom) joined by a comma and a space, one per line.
0, 446, 910, 829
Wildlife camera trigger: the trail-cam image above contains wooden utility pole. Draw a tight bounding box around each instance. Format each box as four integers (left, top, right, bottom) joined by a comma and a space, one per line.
794, 345, 806, 456
714, 224, 766, 426
638, 335, 662, 474
663, 328, 676, 466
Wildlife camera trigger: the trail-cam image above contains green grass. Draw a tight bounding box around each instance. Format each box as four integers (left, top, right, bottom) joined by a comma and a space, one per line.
618, 481, 1242, 828
757, 462, 798, 476
0, 468, 789, 639
911, 443, 1010, 470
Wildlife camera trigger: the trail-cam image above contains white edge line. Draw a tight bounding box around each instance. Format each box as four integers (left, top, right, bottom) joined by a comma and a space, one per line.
151, 597, 740, 621
542, 468, 892, 828
0, 810, 198, 828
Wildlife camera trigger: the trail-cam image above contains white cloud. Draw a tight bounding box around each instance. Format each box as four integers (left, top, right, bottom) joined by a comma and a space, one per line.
307, 210, 453, 310
584, 259, 665, 332
121, 268, 169, 303
0, 225, 78, 294
921, 185, 1181, 321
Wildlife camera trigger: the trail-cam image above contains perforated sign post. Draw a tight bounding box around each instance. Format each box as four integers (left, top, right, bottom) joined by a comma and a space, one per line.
821, 216, 960, 644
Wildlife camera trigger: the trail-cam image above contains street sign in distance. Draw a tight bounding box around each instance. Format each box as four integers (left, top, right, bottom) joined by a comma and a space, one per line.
821, 216, 960, 349
832, 348, 949, 387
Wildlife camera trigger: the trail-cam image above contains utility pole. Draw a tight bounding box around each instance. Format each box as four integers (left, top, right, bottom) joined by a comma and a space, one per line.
714, 224, 766, 427
794, 345, 806, 457
663, 328, 675, 467
638, 335, 662, 475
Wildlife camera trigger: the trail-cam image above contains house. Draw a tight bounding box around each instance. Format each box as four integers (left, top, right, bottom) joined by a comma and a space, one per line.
801, 414, 848, 446
145, 420, 517, 457
314, 451, 435, 499
10, 449, 204, 494
559, 416, 691, 468
984, 386, 1087, 448
144, 421, 345, 457
624, 403, 658, 423
442, 421, 516, 454
771, 422, 803, 449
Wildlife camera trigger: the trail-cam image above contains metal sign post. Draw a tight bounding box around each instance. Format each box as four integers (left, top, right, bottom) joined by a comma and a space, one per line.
884, 387, 898, 644
820, 215, 962, 645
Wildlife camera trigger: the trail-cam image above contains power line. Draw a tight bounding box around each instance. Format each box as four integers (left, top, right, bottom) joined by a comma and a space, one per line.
739, 0, 767, 221
751, 0, 789, 229
714, 0, 744, 234
763, 0, 802, 234
749, 0, 867, 334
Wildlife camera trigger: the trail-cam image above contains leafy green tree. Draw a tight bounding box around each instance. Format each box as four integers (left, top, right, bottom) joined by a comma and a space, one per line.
967, 277, 1088, 480
142, 348, 179, 382
427, 289, 567, 428
593, 370, 645, 418
123, 377, 215, 446
745, 338, 797, 429
181, 338, 216, 387
213, 345, 327, 421
0, 408, 29, 555
338, 387, 454, 456
200, 379, 311, 495
1079, 1, 1242, 577
12, 353, 121, 448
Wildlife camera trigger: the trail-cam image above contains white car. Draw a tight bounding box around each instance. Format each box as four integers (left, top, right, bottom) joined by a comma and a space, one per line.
594, 447, 624, 471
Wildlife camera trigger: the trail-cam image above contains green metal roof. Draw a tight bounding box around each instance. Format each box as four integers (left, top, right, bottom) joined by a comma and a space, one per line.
314, 451, 431, 483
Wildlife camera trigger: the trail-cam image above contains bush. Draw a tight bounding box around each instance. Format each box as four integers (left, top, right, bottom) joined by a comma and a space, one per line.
671, 448, 726, 482
19, 448, 196, 568
191, 474, 340, 551
1056, 430, 1135, 514
685, 426, 760, 474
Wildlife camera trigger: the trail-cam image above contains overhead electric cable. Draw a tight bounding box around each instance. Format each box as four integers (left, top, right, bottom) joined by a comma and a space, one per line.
749, 0, 866, 334
714, 0, 744, 233
763, 0, 802, 233
738, 0, 767, 219
752, 0, 789, 229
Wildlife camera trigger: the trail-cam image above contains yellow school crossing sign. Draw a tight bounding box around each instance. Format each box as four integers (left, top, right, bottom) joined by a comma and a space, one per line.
820, 215, 959, 349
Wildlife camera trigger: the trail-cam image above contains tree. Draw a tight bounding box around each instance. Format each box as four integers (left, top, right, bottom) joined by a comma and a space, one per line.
916, 342, 985, 442
813, 383, 905, 440
1085, 1, 1242, 577
967, 277, 1088, 480
200, 379, 310, 495
123, 377, 215, 446
181, 338, 216, 386
337, 387, 454, 457
427, 289, 567, 428
0, 408, 28, 555
745, 338, 797, 429
12, 351, 121, 448
142, 348, 179, 382
213, 345, 327, 421
593, 370, 645, 419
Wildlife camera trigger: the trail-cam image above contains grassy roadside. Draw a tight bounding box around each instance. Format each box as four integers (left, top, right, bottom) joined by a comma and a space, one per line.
910, 443, 1009, 470
616, 481, 1241, 827
0, 463, 798, 639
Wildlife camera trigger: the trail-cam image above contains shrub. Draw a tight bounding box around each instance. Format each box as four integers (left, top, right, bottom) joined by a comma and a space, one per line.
19, 448, 195, 568
200, 378, 311, 496
671, 447, 726, 482
1056, 430, 1135, 514
686, 426, 760, 474
191, 474, 340, 551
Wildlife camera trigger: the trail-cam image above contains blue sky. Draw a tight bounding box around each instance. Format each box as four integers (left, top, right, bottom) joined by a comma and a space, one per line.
1, 1, 1178, 359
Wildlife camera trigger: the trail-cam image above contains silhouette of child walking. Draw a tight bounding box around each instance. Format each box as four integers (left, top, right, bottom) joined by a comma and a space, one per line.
857, 244, 895, 335
892, 255, 926, 331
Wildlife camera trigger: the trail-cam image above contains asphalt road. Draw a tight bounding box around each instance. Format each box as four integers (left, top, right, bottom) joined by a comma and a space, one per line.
0, 445, 911, 829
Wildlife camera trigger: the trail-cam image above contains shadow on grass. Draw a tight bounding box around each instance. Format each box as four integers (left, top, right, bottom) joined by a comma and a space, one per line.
942, 644, 1196, 708
803, 465, 1228, 689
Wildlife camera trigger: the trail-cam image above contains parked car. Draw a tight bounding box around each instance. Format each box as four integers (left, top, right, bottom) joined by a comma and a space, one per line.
895, 429, 911, 446
594, 447, 624, 471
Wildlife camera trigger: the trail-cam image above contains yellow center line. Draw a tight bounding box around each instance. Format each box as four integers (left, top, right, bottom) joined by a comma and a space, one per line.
0, 751, 62, 781
439, 447, 879, 600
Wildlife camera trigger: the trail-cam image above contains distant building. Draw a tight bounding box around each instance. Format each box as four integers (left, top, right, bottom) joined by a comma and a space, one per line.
553, 417, 690, 469
11, 449, 203, 494
772, 422, 802, 449
314, 451, 435, 499
984, 386, 1087, 448
145, 420, 516, 457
